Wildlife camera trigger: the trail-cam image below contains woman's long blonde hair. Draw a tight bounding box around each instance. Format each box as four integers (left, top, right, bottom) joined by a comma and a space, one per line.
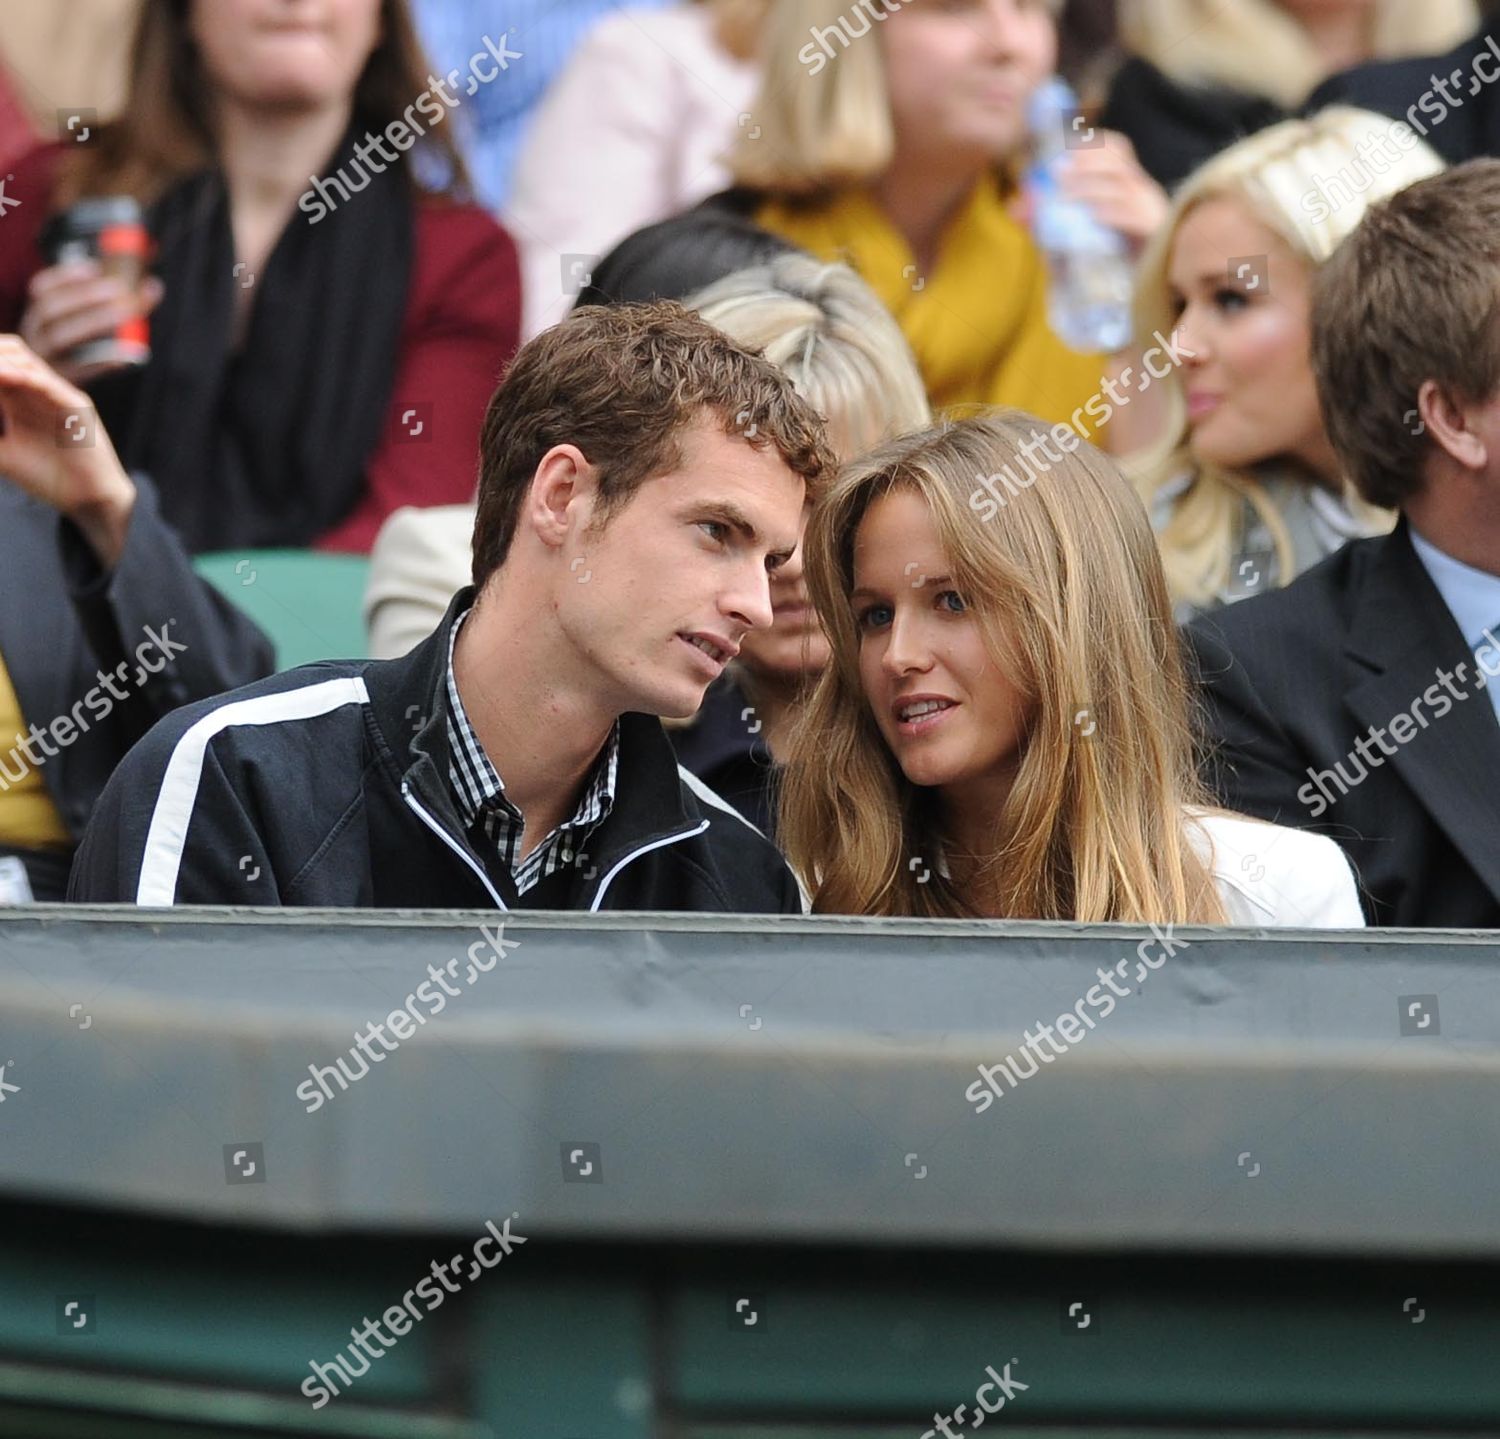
1122, 0, 1477, 110
1130, 106, 1444, 609
781, 411, 1227, 923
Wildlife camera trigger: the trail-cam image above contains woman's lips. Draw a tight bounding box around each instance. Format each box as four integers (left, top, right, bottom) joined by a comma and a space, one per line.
893, 700, 959, 739
1186, 391, 1222, 422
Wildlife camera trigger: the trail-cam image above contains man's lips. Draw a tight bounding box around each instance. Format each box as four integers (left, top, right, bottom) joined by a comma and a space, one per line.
678, 632, 738, 673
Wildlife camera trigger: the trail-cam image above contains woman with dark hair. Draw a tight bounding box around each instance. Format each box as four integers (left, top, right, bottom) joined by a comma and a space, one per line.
0, 0, 521, 554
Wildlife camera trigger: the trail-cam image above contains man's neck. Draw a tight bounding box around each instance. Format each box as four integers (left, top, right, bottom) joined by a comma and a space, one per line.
1405, 479, 1500, 579
452, 589, 618, 846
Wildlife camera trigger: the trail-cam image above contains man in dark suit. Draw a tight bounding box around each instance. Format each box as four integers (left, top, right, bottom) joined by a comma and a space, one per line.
1306, 2, 1500, 165
1186, 162, 1500, 928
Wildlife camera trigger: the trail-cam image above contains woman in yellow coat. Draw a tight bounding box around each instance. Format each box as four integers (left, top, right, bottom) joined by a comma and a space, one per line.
730, 0, 1169, 437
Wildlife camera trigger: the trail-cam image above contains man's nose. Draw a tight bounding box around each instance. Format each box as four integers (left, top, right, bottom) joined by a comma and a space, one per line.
725, 563, 775, 633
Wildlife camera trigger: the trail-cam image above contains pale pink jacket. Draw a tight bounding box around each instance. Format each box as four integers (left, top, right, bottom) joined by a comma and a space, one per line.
506, 4, 759, 339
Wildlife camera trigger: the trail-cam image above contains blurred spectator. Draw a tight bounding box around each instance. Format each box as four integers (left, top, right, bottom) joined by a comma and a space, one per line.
409, 0, 672, 212
0, 57, 35, 175
0, 0, 141, 170
725, 0, 1164, 428
1306, 0, 1500, 163
1100, 0, 1476, 189
0, 335, 273, 903
70, 304, 833, 912
1127, 108, 1444, 622
779, 412, 1364, 927
572, 207, 796, 310
0, 0, 520, 555
1057, 0, 1120, 107
666, 255, 931, 837
508, 0, 767, 338
365, 207, 801, 661
1187, 160, 1500, 928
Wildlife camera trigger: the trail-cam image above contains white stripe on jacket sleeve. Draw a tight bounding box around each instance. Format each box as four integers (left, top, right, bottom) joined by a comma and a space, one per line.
135, 677, 371, 906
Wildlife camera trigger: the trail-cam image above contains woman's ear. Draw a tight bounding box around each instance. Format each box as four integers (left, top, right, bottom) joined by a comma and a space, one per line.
524, 444, 595, 551
1417, 378, 1489, 473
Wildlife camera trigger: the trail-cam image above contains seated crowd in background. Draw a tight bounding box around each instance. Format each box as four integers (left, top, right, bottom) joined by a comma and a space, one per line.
1098, 0, 1476, 188
0, 0, 519, 555
1, 0, 1497, 928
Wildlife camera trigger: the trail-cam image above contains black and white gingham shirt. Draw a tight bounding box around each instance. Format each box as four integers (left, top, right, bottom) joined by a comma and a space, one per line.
444, 609, 618, 895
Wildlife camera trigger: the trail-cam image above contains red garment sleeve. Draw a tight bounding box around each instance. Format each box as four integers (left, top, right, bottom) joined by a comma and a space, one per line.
314, 200, 521, 554
0, 144, 60, 331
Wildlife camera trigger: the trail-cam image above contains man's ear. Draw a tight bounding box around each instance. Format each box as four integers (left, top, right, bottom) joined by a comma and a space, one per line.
523, 444, 595, 551
1418, 379, 1489, 473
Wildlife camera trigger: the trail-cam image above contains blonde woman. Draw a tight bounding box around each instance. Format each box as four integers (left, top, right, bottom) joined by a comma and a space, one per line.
1128, 106, 1445, 620
780, 411, 1363, 925
1100, 0, 1476, 186
668, 252, 930, 835
509, 0, 771, 339
726, 0, 1168, 431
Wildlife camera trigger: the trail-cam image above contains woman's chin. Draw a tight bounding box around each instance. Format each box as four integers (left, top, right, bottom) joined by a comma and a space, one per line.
1187, 427, 1258, 472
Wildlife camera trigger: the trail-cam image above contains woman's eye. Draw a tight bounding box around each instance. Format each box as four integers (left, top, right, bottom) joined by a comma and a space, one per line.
857, 603, 892, 630
1212, 287, 1250, 314
937, 590, 966, 614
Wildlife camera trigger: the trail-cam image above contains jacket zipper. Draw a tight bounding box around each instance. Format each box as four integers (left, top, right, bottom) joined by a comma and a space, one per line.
401, 781, 509, 911
590, 820, 710, 911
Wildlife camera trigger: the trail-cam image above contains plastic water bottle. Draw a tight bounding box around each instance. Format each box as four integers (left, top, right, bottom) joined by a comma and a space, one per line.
1025, 77, 1134, 354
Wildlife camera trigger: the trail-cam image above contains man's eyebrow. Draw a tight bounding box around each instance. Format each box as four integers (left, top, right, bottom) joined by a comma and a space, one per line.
692, 501, 797, 561
692, 501, 759, 538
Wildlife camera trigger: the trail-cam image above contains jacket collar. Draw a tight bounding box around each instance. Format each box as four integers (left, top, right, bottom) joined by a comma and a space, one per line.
362, 588, 702, 888
1342, 519, 1500, 904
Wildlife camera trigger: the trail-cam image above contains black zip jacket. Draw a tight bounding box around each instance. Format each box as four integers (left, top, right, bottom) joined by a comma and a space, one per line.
669, 671, 780, 841
68, 590, 804, 913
